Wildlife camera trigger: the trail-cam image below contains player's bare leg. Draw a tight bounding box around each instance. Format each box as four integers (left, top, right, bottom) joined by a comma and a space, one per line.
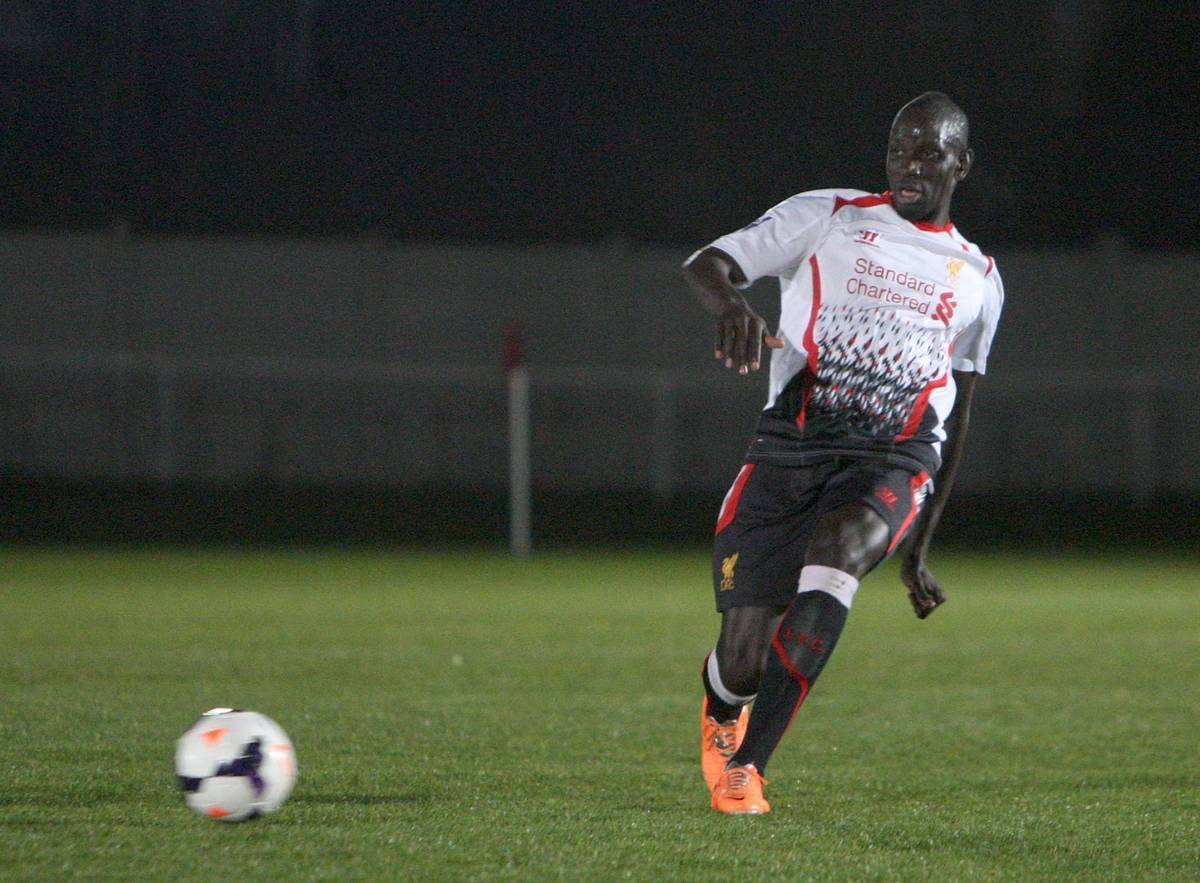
700, 605, 784, 789
713, 502, 889, 814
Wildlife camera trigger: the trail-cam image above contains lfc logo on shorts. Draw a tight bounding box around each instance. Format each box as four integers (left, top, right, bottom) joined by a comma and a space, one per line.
720, 553, 739, 591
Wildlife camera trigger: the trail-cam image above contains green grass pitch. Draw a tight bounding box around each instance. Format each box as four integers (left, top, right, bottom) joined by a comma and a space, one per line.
2, 547, 1197, 880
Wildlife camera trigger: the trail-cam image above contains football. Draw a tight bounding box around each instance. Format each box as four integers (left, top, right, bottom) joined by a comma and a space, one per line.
174, 708, 297, 821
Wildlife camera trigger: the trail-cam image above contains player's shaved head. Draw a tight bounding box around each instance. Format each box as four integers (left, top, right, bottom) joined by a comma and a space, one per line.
885, 92, 973, 225
892, 91, 969, 151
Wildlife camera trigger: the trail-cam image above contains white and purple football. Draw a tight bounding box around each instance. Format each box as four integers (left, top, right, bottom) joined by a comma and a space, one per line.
175, 708, 297, 821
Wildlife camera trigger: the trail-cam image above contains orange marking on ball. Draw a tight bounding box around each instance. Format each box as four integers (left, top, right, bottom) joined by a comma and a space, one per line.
271, 744, 293, 774
200, 727, 228, 745
206, 806, 232, 818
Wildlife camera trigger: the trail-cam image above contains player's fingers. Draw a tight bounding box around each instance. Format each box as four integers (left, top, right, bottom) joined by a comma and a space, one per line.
909, 583, 935, 617
723, 321, 737, 369
715, 323, 724, 359
912, 580, 946, 618
734, 315, 751, 373
749, 319, 764, 371
923, 575, 945, 605
929, 590, 946, 613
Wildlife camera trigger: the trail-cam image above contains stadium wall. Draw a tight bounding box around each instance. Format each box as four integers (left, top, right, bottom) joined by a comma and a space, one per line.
1, 230, 1197, 544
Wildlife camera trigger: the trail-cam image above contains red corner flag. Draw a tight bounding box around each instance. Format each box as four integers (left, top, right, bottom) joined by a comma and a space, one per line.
503, 321, 525, 375
504, 321, 531, 556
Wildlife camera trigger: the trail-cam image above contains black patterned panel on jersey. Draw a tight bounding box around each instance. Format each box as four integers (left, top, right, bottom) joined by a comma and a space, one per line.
803, 303, 946, 441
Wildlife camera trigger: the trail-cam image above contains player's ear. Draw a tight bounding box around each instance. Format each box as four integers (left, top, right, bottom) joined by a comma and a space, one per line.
956, 147, 973, 181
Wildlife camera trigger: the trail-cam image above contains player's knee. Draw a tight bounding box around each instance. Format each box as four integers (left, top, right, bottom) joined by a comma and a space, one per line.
806, 513, 886, 577
713, 641, 765, 696
805, 535, 863, 574
722, 655, 763, 697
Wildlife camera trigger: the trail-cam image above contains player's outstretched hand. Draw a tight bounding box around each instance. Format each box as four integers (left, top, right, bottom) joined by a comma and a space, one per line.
714, 301, 783, 374
900, 556, 946, 619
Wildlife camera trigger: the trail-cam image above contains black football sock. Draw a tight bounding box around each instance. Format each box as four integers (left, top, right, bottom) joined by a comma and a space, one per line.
730, 588, 850, 773
702, 651, 750, 722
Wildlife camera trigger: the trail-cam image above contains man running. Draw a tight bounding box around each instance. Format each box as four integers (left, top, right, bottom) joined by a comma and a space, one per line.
682, 92, 1004, 814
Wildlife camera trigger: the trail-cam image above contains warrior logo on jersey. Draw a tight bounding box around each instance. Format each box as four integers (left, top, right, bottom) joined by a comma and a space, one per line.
855, 229, 881, 246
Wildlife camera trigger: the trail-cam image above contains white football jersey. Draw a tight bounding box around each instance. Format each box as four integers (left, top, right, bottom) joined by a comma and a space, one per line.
707, 189, 1003, 472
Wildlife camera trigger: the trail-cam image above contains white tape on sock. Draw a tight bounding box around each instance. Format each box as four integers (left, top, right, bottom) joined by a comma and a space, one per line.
797, 565, 860, 609
707, 649, 756, 706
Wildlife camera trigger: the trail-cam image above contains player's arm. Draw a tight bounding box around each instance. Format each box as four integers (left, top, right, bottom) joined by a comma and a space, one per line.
900, 369, 978, 619
682, 247, 782, 374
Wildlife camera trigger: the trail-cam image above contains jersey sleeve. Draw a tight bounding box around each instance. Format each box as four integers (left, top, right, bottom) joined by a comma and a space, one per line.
705, 192, 836, 286
951, 264, 1004, 374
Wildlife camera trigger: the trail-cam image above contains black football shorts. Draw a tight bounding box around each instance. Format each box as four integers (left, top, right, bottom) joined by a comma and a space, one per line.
711, 458, 932, 611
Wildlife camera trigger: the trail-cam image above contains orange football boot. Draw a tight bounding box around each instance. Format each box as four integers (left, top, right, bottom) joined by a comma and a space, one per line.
701, 697, 750, 790
710, 763, 770, 815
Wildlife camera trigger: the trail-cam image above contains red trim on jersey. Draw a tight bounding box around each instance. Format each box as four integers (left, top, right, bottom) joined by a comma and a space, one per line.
796, 255, 823, 430
715, 463, 756, 535
832, 190, 957, 234
985, 255, 995, 276
832, 192, 891, 214
887, 470, 932, 553
770, 630, 812, 727
912, 219, 954, 233
844, 190, 957, 232
895, 371, 949, 441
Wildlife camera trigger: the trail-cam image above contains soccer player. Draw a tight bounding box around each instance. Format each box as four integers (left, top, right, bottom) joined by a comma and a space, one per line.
682, 92, 1003, 814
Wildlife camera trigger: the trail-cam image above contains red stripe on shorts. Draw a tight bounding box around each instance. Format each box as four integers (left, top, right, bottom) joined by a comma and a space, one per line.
887, 470, 931, 553
714, 463, 756, 535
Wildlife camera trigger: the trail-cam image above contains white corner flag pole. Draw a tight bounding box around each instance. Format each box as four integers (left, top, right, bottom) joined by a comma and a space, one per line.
505, 323, 532, 556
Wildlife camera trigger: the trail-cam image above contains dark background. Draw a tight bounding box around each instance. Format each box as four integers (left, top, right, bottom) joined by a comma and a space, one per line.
1, 1, 1198, 548
3, 1, 1197, 245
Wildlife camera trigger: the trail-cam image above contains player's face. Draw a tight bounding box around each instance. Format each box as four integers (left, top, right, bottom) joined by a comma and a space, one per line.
886, 112, 971, 224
